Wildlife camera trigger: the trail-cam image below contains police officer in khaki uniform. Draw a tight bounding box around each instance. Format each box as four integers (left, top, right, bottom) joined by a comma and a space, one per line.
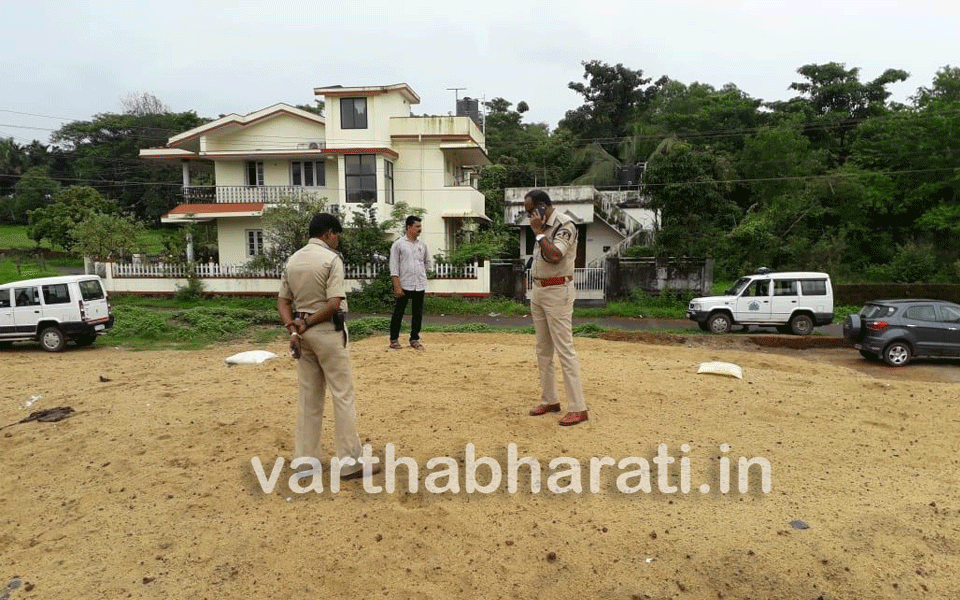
524, 189, 589, 426
277, 212, 380, 479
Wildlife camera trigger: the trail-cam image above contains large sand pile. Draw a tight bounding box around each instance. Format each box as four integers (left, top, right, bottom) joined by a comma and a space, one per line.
1, 332, 958, 599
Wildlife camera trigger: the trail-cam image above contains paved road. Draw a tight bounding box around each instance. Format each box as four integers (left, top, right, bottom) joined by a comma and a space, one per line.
355, 312, 844, 338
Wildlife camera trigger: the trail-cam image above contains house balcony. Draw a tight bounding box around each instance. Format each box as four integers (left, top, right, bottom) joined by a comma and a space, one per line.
434, 183, 488, 221
181, 186, 328, 204
390, 115, 485, 146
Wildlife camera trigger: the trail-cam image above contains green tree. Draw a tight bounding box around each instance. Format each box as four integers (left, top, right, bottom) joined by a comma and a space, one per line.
27, 185, 118, 250
11, 166, 60, 225
70, 213, 145, 262
294, 100, 325, 116
560, 60, 663, 144
51, 104, 208, 222
846, 66, 960, 271
768, 62, 909, 166
246, 196, 330, 272
0, 137, 29, 200
645, 139, 740, 263
645, 80, 763, 153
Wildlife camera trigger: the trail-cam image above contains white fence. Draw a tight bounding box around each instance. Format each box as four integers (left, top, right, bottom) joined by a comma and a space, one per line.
524, 268, 606, 301
99, 260, 490, 297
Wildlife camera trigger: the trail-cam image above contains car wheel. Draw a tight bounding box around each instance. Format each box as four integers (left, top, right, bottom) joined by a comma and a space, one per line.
74, 334, 97, 347
882, 341, 912, 367
698, 321, 710, 332
843, 314, 862, 341
789, 314, 814, 336
707, 312, 732, 334
0, 341, 13, 350
40, 327, 66, 352
859, 349, 879, 362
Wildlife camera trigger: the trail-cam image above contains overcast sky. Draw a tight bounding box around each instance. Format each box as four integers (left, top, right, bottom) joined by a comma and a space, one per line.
1, 0, 955, 145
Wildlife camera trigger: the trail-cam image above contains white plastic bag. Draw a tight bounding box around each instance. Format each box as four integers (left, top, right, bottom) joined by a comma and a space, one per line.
225, 350, 279, 365
696, 361, 743, 379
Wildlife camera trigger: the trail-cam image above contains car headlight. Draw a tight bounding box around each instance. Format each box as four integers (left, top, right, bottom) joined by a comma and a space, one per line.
689, 302, 700, 311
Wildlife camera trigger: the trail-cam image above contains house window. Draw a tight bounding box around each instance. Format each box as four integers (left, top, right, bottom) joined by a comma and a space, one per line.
345, 154, 377, 203
246, 161, 264, 186
384, 161, 394, 205
340, 97, 367, 129
291, 161, 325, 187
246, 229, 264, 257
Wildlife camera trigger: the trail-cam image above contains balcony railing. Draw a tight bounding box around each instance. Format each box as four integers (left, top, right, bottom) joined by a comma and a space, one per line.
181, 186, 327, 204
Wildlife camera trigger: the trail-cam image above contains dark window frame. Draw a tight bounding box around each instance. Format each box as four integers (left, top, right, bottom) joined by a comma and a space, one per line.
42, 283, 71, 305
246, 229, 264, 257
79, 279, 105, 301
905, 304, 938, 322
384, 160, 394, 205
799, 279, 828, 296
246, 161, 264, 186
340, 97, 368, 129
345, 154, 377, 203
14, 287, 40, 307
291, 160, 325, 187
773, 279, 798, 296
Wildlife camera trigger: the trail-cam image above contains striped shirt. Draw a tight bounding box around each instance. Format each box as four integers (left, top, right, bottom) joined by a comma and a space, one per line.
389, 236, 431, 291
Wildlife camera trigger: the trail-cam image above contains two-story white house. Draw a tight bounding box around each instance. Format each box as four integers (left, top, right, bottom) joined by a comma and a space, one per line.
503, 185, 659, 269
141, 83, 491, 265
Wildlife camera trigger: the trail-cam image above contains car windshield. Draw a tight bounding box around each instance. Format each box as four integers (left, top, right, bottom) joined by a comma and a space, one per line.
860, 304, 896, 319
726, 277, 752, 296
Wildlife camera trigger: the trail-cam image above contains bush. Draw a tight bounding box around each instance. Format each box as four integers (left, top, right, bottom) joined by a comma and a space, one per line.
347, 269, 395, 312
173, 275, 206, 301
110, 306, 168, 339
623, 245, 655, 258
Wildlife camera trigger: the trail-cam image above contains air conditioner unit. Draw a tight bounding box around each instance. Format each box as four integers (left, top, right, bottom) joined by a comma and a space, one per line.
307, 141, 326, 150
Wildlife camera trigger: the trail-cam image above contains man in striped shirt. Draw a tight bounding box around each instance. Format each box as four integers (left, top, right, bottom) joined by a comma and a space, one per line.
389, 215, 432, 350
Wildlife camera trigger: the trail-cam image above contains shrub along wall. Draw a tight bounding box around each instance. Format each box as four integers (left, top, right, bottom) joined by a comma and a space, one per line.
835, 285, 960, 306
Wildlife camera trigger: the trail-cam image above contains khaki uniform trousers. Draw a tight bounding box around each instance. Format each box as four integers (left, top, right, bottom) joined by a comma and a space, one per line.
295, 323, 363, 476
530, 281, 588, 412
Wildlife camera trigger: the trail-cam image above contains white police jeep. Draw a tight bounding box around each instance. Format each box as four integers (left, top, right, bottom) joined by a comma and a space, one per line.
0, 275, 114, 351
687, 268, 834, 335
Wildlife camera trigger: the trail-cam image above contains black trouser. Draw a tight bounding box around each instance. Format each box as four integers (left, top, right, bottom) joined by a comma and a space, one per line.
390, 289, 425, 342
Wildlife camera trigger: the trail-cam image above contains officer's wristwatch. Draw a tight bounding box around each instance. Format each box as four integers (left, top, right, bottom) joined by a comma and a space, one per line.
535, 233, 546, 243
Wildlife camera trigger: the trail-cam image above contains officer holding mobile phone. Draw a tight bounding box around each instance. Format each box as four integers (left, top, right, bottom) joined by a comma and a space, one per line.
524, 189, 589, 426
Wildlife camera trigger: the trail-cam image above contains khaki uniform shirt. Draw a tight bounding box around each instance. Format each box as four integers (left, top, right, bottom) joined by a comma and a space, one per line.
532, 211, 578, 279
278, 239, 348, 313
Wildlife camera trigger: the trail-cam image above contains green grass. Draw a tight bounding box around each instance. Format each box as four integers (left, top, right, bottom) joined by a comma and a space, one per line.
137, 228, 168, 254
422, 296, 531, 316
104, 304, 279, 350
0, 257, 62, 284
0, 224, 64, 251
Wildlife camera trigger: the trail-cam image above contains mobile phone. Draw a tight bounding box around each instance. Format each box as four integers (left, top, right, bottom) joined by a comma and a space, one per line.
536, 203, 547, 218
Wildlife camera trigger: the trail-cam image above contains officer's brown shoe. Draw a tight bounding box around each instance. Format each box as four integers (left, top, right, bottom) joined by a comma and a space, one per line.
558, 410, 589, 426
529, 403, 561, 416
340, 463, 382, 480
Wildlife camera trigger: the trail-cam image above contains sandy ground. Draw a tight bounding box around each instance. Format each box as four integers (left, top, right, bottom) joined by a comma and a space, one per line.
1, 331, 959, 600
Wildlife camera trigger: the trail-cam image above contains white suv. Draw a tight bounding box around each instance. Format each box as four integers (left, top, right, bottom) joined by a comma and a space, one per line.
0, 275, 114, 351
687, 269, 834, 335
